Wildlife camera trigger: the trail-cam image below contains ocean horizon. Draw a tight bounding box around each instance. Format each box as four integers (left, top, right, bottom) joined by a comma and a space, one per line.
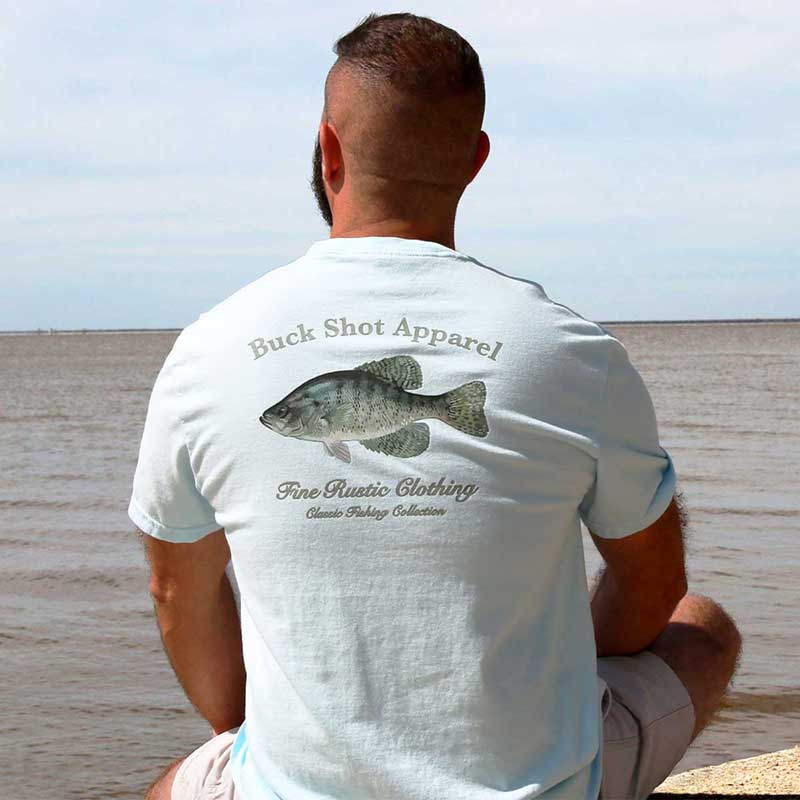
2, 317, 799, 336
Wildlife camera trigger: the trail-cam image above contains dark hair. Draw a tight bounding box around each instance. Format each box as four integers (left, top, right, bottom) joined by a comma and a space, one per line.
328, 12, 484, 115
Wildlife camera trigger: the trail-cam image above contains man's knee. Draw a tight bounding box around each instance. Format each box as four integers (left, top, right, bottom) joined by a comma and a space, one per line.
679, 593, 742, 673
650, 594, 742, 682
144, 754, 186, 800
649, 593, 742, 738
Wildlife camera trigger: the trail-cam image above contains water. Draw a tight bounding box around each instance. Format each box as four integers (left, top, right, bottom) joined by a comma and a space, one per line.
1, 322, 798, 799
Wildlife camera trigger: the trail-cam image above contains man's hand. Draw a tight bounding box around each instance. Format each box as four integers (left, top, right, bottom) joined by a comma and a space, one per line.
589, 495, 688, 657
142, 528, 246, 735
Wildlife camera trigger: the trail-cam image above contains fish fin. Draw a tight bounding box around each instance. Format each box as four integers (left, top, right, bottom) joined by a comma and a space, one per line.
335, 400, 356, 428
442, 381, 488, 437
360, 422, 430, 458
355, 355, 423, 390
321, 401, 355, 433
323, 440, 351, 463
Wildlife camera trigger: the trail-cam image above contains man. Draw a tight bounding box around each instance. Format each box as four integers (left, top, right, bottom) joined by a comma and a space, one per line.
130, 12, 741, 800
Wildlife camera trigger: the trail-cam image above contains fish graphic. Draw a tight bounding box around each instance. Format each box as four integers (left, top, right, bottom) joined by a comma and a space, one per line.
258, 355, 487, 463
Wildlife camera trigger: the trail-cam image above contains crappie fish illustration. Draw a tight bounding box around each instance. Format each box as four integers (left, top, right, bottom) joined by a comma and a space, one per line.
258, 355, 487, 463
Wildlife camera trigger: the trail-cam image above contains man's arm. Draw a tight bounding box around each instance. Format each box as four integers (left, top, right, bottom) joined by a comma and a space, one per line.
589, 494, 688, 657
141, 528, 246, 734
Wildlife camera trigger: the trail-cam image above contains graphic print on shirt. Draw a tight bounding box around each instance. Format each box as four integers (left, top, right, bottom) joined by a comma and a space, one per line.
258, 355, 488, 464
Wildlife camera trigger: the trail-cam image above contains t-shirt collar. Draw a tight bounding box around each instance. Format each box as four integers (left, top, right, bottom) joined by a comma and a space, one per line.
305, 235, 471, 260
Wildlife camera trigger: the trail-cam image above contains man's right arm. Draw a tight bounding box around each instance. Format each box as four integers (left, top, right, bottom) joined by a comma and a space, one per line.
589, 494, 688, 657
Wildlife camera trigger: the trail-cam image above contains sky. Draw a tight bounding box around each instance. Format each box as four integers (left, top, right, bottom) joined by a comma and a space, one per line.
2, 0, 798, 329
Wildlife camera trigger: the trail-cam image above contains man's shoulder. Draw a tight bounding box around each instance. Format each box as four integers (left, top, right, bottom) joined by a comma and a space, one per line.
475, 261, 619, 364
175, 255, 307, 351
464, 254, 612, 337
203, 256, 306, 322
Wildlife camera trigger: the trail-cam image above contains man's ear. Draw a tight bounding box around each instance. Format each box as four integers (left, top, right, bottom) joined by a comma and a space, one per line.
319, 121, 344, 190
467, 130, 490, 185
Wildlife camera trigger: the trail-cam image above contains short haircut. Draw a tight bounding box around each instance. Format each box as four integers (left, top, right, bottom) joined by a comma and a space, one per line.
330, 12, 484, 105
324, 13, 486, 187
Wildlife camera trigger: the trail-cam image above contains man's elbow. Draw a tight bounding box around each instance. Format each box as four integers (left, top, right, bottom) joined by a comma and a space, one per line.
148, 573, 181, 606
148, 568, 226, 608
620, 560, 687, 619
655, 569, 688, 615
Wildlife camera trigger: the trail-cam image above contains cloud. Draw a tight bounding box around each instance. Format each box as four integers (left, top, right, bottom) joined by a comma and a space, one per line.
1, 1, 798, 327
463, 1, 800, 83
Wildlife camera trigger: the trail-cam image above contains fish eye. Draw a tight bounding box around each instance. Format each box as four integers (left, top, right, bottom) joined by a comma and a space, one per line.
277, 405, 290, 418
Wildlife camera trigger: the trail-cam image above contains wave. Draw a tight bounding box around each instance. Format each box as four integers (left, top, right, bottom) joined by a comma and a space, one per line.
0, 498, 120, 511
3, 567, 141, 588
0, 413, 70, 423
693, 506, 799, 518
722, 689, 800, 714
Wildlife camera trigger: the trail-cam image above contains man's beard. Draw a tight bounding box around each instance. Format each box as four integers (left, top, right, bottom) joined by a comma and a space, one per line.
311, 133, 333, 228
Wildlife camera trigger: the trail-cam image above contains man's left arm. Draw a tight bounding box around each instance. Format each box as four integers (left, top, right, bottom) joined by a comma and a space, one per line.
129, 329, 244, 735
141, 528, 245, 735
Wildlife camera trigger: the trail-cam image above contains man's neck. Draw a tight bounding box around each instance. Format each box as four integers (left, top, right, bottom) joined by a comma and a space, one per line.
328, 218, 457, 251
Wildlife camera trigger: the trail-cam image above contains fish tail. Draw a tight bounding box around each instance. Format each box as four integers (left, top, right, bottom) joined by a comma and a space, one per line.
442, 381, 488, 437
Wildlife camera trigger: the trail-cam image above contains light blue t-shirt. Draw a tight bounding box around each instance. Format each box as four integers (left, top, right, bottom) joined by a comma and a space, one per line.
129, 235, 676, 800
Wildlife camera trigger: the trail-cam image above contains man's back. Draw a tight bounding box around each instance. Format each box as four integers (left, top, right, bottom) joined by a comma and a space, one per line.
130, 234, 676, 799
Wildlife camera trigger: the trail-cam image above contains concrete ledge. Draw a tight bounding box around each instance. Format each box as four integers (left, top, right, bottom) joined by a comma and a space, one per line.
650, 746, 799, 797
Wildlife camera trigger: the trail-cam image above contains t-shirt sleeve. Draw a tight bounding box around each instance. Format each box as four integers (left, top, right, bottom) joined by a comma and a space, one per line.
579, 336, 677, 538
127, 336, 220, 543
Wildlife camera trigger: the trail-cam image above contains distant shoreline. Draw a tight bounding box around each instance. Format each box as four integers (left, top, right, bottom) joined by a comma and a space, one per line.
1, 318, 798, 335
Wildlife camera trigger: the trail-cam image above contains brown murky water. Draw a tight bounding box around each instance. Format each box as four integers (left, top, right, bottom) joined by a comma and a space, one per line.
1, 322, 797, 799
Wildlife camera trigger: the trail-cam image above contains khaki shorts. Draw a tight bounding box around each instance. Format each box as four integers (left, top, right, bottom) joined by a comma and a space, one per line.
172, 651, 694, 800
598, 650, 695, 799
